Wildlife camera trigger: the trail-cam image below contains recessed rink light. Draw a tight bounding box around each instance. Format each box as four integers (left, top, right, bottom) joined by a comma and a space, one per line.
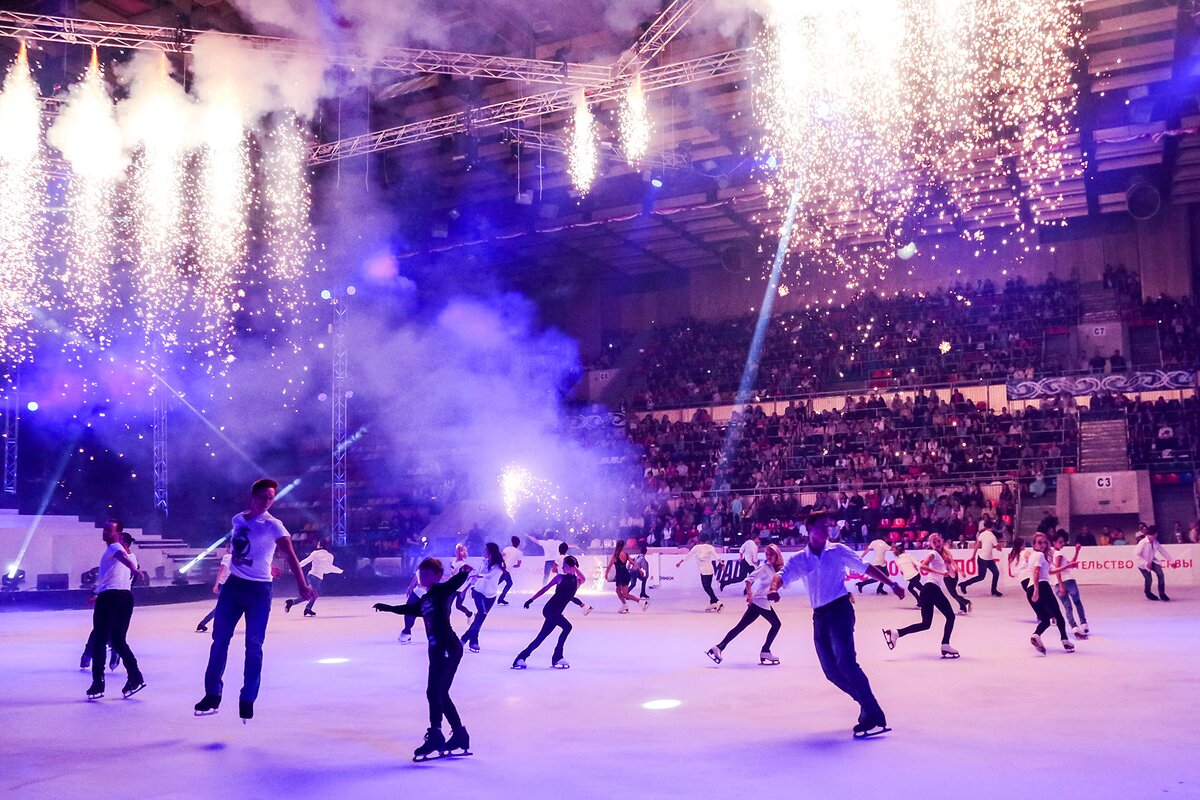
317, 658, 350, 665
642, 699, 681, 711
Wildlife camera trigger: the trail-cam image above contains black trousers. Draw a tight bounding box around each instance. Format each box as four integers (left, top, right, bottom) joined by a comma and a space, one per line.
90, 590, 139, 682
1030, 580, 1068, 639
898, 583, 955, 644
812, 595, 884, 725
518, 603, 572, 663
943, 576, 970, 613
717, 604, 781, 652
700, 574, 719, 604
630, 571, 648, 597
960, 558, 999, 593
497, 570, 513, 603
906, 576, 924, 597
401, 589, 421, 635
427, 641, 463, 730
1140, 564, 1166, 596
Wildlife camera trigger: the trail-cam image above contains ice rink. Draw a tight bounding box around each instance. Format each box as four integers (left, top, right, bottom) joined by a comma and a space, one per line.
3, 582, 1198, 800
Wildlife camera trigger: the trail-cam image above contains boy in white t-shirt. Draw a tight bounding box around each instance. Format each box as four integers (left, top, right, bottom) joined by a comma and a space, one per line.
195, 478, 314, 722
498, 536, 523, 606
676, 534, 722, 611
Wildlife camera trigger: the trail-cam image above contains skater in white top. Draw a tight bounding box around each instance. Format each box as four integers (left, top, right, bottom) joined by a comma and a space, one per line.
676, 534, 722, 611
855, 535, 891, 595
892, 542, 924, 604
719, 530, 759, 592
497, 536, 523, 606
1051, 531, 1088, 639
84, 522, 148, 699
285, 539, 343, 616
882, 534, 960, 659
934, 538, 972, 615
1135, 525, 1171, 601
959, 520, 1003, 597
1026, 533, 1075, 655
706, 544, 784, 666
459, 543, 506, 652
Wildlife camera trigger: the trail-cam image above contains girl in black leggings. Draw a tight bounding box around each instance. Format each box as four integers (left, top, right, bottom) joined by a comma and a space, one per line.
706, 544, 785, 666
1025, 533, 1075, 655
374, 558, 473, 761
883, 534, 959, 658
513, 556, 585, 670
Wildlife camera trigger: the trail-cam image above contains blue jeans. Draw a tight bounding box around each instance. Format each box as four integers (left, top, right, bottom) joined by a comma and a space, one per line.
204, 575, 272, 703
303, 575, 322, 613
812, 594, 884, 725
1057, 579, 1087, 628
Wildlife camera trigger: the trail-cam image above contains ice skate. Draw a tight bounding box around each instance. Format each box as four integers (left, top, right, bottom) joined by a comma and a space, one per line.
398, 632, 412, 644
497, 599, 509, 606
1072, 626, 1087, 640
108, 649, 121, 671
511, 657, 527, 670
958, 601, 972, 616
79, 651, 90, 671
303, 609, 316, 617
468, 643, 480, 654
413, 727, 447, 762
1030, 634, 1046, 655
1146, 592, 1160, 601
940, 644, 960, 659
552, 658, 570, 669
121, 675, 146, 698
759, 651, 780, 666
444, 727, 472, 757
582, 604, 593, 616
1061, 639, 1075, 653
882, 629, 897, 650
239, 700, 253, 724
85, 678, 104, 700
640, 598, 649, 611
195, 625, 207, 633
705, 646, 723, 665
853, 718, 891, 739
284, 599, 295, 613
1160, 593, 1171, 602
991, 590, 1003, 597
618, 606, 630, 614
1082, 623, 1090, 636
194, 694, 221, 716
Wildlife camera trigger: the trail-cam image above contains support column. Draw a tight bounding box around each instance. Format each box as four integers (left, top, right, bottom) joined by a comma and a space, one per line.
331, 299, 348, 547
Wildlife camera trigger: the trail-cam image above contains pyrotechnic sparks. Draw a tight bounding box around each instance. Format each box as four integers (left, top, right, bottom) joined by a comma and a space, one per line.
195, 88, 250, 362
500, 463, 588, 524
261, 112, 315, 342
567, 90, 598, 195
48, 49, 124, 346
754, 0, 1084, 289
619, 73, 651, 166
0, 42, 45, 364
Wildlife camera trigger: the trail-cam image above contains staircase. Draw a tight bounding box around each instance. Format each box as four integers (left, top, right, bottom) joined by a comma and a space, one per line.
1079, 418, 1130, 472
1079, 282, 1120, 322
1129, 324, 1163, 370
1041, 328, 1073, 374
1018, 490, 1059, 539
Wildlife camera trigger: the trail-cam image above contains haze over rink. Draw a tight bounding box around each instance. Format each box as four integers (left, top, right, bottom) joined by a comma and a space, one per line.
2, 586, 1198, 800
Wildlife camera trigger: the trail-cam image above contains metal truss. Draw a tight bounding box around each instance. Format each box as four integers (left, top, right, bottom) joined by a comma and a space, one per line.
309, 48, 752, 164
0, 11, 611, 87
503, 126, 692, 171
152, 386, 168, 516
2, 377, 17, 497
330, 299, 348, 547
614, 0, 709, 77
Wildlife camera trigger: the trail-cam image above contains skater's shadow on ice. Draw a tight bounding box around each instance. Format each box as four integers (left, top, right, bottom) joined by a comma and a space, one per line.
199, 742, 227, 751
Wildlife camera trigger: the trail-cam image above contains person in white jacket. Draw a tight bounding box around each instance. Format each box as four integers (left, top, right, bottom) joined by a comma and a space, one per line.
285, 539, 343, 617
1135, 525, 1172, 601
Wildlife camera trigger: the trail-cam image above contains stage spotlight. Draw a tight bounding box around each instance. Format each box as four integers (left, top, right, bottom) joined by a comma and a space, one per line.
897, 242, 918, 260
25, 401, 38, 411
2, 568, 26, 591
320, 289, 332, 300
650, 177, 664, 189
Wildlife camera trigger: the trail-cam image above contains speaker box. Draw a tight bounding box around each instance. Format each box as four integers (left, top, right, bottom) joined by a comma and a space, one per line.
36, 573, 69, 591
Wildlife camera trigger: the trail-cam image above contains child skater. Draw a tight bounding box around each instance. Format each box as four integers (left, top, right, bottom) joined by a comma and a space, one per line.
705, 543, 785, 666
512, 555, 587, 670
373, 557, 473, 761
397, 572, 427, 645
1026, 532, 1075, 655
459, 543, 504, 653
675, 533, 722, 611
1052, 531, 1088, 639
608, 540, 648, 613
892, 542, 924, 606
882, 533, 960, 659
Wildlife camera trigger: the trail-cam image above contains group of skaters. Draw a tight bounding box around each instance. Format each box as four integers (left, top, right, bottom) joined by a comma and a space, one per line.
79, 477, 1187, 760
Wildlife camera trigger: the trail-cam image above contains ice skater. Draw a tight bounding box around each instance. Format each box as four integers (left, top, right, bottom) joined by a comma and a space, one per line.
195, 545, 232, 633
460, 543, 505, 652
1135, 525, 1172, 601
373, 557, 473, 761
1026, 533, 1074, 655
936, 540, 972, 615
630, 543, 650, 599
892, 542, 924, 605
84, 522, 148, 700
719, 530, 759, 592
194, 478, 315, 722
608, 540, 648, 613
512, 555, 586, 670
778, 511, 904, 738
882, 534, 959, 659
554, 541, 593, 614
450, 544, 475, 620
81, 529, 139, 672
855, 534, 890, 595
676, 534, 722, 611
959, 519, 1003, 597
1052, 531, 1088, 639
397, 573, 428, 645
285, 539, 342, 617
706, 544, 784, 666
498, 535, 523, 605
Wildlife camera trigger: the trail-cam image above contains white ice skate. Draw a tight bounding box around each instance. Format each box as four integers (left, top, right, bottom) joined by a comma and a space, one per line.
705, 646, 723, 665
1072, 626, 1088, 640
398, 632, 412, 644
582, 604, 593, 616
552, 659, 570, 669
618, 606, 630, 614
1030, 634, 1046, 655
882, 629, 898, 650
940, 644, 960, 659
1082, 623, 1090, 636
759, 651, 780, 666
1061, 639, 1075, 653
511, 657, 527, 670
640, 598, 649, 612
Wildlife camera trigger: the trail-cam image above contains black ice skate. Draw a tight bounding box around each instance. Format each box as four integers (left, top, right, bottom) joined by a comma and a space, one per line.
194, 694, 221, 716
413, 727, 447, 762
303, 609, 316, 617
444, 727, 472, 757
239, 700, 254, 724
853, 718, 891, 739
122, 675, 146, 698
85, 678, 105, 700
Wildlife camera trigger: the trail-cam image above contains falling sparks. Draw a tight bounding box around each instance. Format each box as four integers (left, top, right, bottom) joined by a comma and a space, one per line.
261, 112, 315, 344
754, 0, 1084, 289
619, 73, 652, 166
567, 89, 598, 195
0, 42, 45, 364
48, 49, 124, 346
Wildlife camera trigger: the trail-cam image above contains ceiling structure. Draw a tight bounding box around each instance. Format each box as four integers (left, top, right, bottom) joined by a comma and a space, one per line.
2, 0, 1200, 283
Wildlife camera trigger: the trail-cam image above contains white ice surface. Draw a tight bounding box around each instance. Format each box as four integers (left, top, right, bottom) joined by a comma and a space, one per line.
2, 584, 1198, 800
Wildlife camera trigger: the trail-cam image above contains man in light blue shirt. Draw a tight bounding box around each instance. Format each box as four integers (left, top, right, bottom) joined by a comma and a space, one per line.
778, 511, 904, 737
